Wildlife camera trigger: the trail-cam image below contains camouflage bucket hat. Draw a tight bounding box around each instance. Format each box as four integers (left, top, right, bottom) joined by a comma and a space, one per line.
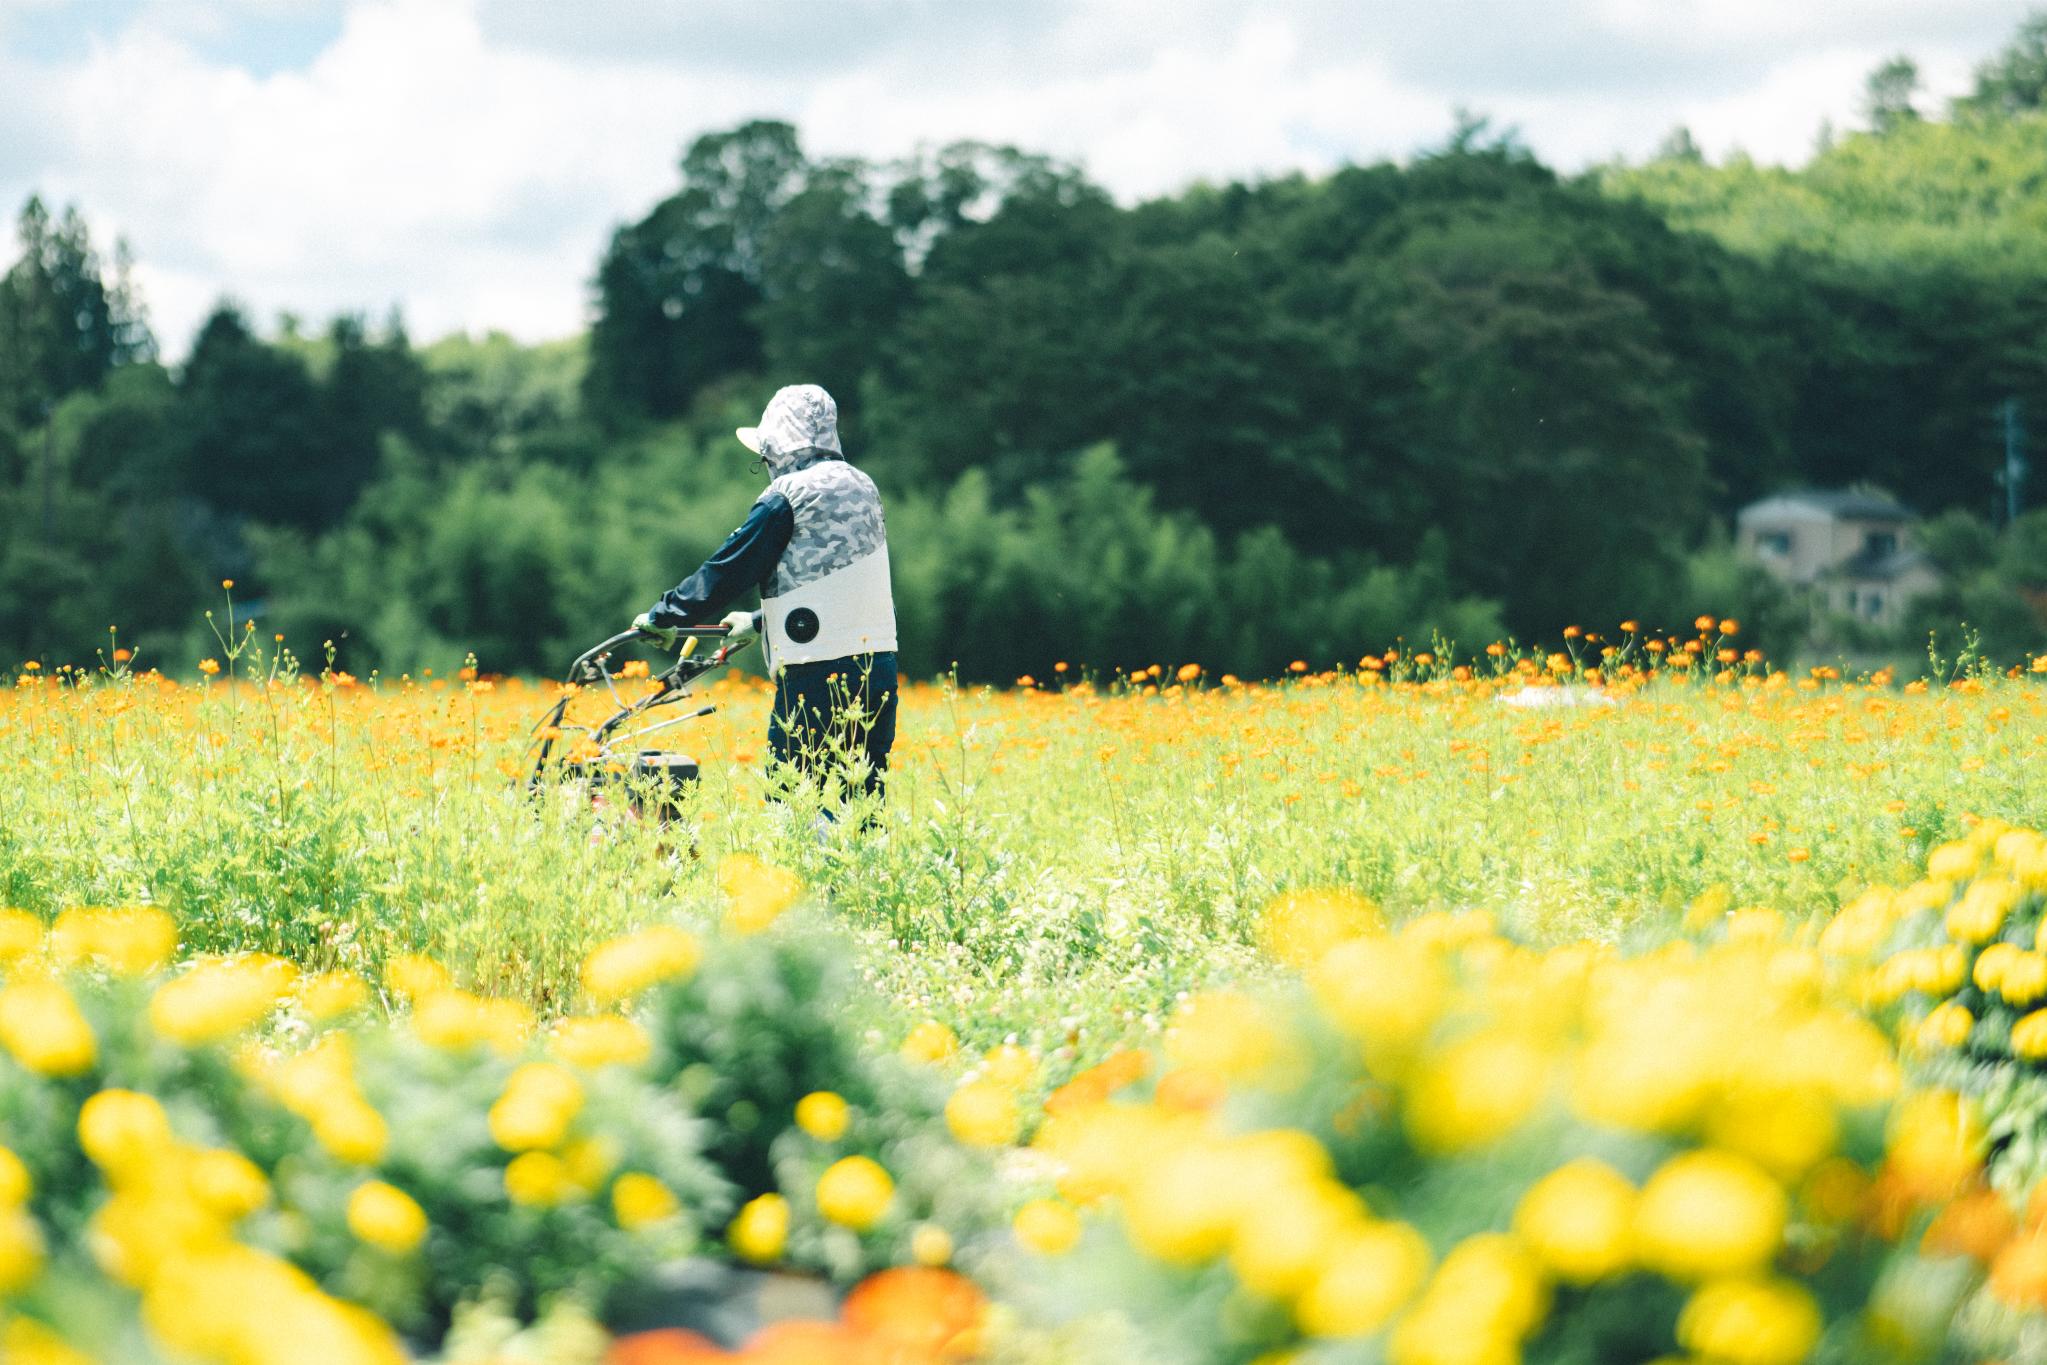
737, 385, 842, 461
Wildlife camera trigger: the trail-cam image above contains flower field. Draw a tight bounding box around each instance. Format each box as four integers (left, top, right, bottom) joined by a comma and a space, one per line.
4, 633, 2047, 1363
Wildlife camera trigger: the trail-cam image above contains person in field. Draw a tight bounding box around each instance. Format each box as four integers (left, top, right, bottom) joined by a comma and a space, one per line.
632, 384, 898, 805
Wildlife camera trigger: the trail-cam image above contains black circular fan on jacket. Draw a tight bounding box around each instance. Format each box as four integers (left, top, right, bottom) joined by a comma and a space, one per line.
784, 607, 819, 644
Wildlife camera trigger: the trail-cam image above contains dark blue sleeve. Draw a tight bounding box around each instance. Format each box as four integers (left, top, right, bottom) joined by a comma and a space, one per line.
646, 493, 793, 627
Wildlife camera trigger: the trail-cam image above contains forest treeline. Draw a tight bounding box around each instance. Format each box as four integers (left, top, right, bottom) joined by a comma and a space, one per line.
4, 15, 2047, 678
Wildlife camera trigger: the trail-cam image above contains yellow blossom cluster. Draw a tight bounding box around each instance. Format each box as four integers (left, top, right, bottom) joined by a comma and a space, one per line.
1023, 898, 1935, 1364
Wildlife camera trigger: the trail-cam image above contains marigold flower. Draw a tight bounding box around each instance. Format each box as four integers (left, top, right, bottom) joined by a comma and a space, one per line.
817, 1155, 894, 1231
0, 1147, 29, 1206
795, 1090, 851, 1141
1514, 1158, 1636, 1283
504, 1151, 575, 1207
1676, 1276, 1820, 1365
1295, 1220, 1431, 1338
550, 1014, 652, 1069
150, 955, 299, 1044
1013, 1198, 1083, 1256
77, 1090, 173, 1177
945, 1080, 1020, 1148
348, 1180, 428, 1254
1635, 1150, 1786, 1280
0, 1207, 44, 1295
729, 1192, 790, 1263
611, 1172, 679, 1230
581, 925, 701, 1004
489, 1062, 584, 1152
718, 854, 802, 934
901, 1019, 959, 1065
0, 979, 97, 1077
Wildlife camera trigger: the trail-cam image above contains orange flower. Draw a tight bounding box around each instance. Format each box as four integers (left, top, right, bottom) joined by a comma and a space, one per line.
607, 1329, 731, 1363
841, 1268, 987, 1360
1044, 1049, 1152, 1115
1925, 1187, 2016, 1264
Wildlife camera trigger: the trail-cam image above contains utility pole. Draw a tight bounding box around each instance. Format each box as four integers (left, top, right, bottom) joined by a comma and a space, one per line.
2003, 397, 2028, 526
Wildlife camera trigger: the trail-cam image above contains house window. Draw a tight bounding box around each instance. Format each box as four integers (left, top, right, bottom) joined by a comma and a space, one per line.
1757, 531, 1792, 556
1846, 589, 1859, 612
1864, 530, 1897, 557
1866, 591, 1884, 619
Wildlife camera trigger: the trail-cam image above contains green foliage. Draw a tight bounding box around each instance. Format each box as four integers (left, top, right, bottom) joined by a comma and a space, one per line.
12, 7, 2047, 673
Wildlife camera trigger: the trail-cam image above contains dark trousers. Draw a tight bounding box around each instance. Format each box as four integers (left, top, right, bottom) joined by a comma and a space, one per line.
767, 652, 898, 802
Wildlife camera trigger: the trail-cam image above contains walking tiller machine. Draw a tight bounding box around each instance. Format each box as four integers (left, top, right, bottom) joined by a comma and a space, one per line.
525, 624, 751, 826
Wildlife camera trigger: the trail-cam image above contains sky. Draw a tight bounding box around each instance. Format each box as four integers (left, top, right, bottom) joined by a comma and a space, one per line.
0, 0, 2034, 356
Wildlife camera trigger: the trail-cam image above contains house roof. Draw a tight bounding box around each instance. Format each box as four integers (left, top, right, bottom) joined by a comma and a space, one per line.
1740, 489, 1917, 522
1823, 544, 1931, 584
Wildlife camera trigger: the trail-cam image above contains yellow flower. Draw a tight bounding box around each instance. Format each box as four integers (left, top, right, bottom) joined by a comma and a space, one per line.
1294, 1220, 1432, 1338
1, 1317, 93, 1365
2014, 1009, 2047, 1060
1705, 1089, 1838, 1181
816, 1155, 894, 1231
945, 1080, 1021, 1148
550, 1015, 652, 1069
1404, 1031, 1550, 1152
611, 1172, 679, 1229
489, 1063, 584, 1152
1635, 1150, 1786, 1281
981, 1044, 1038, 1091
730, 1192, 790, 1263
1121, 1140, 1241, 1265
718, 853, 803, 933
901, 1019, 959, 1065
1307, 937, 1444, 1065
1165, 991, 1280, 1081
348, 1181, 429, 1254
413, 988, 532, 1055
1514, 1159, 1636, 1283
580, 925, 701, 1004
300, 971, 370, 1022
505, 1151, 575, 1207
50, 906, 177, 976
1676, 1276, 1822, 1365
0, 1145, 31, 1205
0, 978, 97, 1077
0, 1206, 44, 1294
77, 1090, 173, 1179
562, 1135, 616, 1192
1257, 890, 1383, 967
0, 908, 41, 964
1945, 877, 2018, 943
1013, 1198, 1083, 1256
1914, 1002, 1974, 1052
187, 1149, 270, 1220
795, 1090, 851, 1142
311, 1097, 390, 1166
2004, 952, 2047, 1006
385, 953, 452, 1001
149, 955, 299, 1045
1229, 1179, 1362, 1300
911, 1222, 954, 1266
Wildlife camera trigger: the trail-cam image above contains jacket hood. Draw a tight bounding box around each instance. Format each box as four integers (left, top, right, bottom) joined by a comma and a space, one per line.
738, 384, 843, 477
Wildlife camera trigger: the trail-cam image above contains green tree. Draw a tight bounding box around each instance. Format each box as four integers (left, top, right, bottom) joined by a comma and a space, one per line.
174, 304, 325, 525
0, 196, 153, 427
1959, 11, 2047, 116
1865, 55, 1924, 133
754, 161, 909, 417
585, 121, 807, 422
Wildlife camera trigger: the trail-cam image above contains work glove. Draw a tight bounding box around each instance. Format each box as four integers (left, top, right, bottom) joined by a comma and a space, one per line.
720, 610, 760, 640
631, 612, 679, 649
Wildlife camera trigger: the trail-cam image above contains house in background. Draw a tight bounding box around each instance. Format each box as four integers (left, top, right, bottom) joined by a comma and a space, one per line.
1736, 488, 1942, 629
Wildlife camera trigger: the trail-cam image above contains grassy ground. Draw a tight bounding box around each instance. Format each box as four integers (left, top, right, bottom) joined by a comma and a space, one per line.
4, 649, 2039, 1064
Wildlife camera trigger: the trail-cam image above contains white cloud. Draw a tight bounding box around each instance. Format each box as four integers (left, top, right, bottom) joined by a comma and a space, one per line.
0, 0, 2034, 355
